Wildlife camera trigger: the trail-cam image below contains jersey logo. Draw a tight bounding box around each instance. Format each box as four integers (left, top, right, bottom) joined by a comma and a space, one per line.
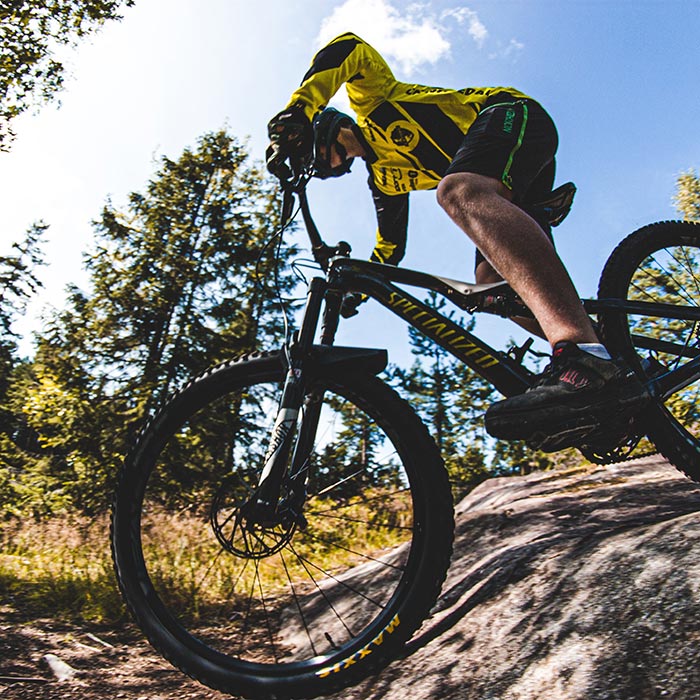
391, 125, 415, 147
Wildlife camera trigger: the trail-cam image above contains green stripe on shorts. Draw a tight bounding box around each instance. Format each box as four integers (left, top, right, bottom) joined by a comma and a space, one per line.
502, 102, 528, 189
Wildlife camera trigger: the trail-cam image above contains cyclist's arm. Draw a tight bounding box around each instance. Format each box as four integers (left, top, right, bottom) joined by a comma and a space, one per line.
369, 179, 409, 266
285, 33, 395, 121
339, 179, 408, 318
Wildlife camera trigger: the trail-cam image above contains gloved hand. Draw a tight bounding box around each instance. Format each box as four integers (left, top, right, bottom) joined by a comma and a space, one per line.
266, 143, 291, 179
267, 105, 312, 156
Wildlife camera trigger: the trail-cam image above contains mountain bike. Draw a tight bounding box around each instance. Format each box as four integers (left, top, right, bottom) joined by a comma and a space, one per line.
111, 155, 700, 700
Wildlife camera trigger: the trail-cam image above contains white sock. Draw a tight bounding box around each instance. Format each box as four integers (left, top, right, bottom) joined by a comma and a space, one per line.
577, 343, 611, 360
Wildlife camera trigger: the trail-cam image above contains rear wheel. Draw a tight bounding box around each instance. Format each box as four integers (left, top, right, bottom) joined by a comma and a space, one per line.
598, 221, 700, 480
111, 352, 453, 699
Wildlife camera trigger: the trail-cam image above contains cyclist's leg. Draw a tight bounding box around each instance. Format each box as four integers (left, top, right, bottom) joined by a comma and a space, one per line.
473, 157, 556, 284
473, 160, 555, 339
438, 99, 647, 447
438, 172, 597, 346
437, 99, 596, 347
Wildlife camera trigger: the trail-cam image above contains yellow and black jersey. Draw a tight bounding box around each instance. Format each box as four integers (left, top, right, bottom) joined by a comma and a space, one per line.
286, 32, 530, 197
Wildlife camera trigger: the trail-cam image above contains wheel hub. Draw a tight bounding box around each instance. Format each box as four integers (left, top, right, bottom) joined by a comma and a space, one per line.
209, 477, 303, 559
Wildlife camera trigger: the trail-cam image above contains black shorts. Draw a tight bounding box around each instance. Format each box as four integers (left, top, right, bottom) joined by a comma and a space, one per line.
445, 95, 558, 198
444, 94, 559, 268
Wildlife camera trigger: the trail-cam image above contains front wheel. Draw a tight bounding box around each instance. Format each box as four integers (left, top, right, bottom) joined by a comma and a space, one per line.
598, 220, 700, 480
111, 351, 453, 699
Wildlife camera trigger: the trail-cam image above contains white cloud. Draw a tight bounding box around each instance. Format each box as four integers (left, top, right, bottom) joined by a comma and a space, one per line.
441, 7, 488, 47
317, 0, 491, 76
489, 38, 526, 61
505, 38, 525, 57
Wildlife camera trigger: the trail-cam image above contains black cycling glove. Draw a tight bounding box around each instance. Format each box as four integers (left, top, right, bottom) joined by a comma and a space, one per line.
267, 105, 312, 156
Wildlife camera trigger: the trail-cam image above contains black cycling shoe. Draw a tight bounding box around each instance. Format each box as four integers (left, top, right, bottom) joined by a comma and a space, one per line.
485, 341, 650, 451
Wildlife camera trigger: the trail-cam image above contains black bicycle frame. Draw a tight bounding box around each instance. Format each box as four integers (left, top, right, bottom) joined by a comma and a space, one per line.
250, 177, 700, 507
326, 258, 533, 397
291, 180, 700, 402
320, 256, 700, 401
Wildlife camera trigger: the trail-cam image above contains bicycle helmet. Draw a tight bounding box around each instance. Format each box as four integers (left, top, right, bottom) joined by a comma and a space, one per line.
312, 107, 356, 179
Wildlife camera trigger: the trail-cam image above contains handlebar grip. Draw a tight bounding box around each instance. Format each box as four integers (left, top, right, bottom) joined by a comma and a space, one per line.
266, 145, 292, 179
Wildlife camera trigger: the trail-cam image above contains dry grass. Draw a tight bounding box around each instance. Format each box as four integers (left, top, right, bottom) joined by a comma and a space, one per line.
0, 489, 412, 623
0, 513, 124, 622
138, 489, 413, 619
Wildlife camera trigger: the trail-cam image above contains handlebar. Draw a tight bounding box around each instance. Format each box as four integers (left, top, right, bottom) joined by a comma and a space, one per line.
271, 150, 351, 271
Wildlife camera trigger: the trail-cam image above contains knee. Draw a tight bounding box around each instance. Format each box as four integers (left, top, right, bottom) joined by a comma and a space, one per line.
437, 172, 504, 218
475, 260, 503, 284
436, 173, 472, 215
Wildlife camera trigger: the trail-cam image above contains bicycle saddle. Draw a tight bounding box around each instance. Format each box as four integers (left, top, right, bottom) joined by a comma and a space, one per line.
433, 277, 511, 299
526, 181, 577, 227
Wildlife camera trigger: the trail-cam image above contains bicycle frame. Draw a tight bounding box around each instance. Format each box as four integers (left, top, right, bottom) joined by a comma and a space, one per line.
326, 257, 533, 396
326, 258, 700, 402
251, 173, 700, 516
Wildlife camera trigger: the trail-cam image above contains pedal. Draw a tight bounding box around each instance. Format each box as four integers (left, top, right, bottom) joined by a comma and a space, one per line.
526, 419, 600, 453
530, 415, 636, 457
509, 338, 534, 365
579, 422, 629, 452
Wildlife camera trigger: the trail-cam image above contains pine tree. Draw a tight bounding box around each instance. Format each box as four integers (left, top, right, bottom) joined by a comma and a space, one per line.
10, 130, 296, 513
674, 170, 700, 222
0, 223, 49, 515
76, 129, 294, 411
0, 222, 47, 425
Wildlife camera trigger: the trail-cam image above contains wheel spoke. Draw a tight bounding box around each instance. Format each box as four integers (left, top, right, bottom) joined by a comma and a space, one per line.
289, 542, 391, 610
299, 529, 406, 573
114, 354, 452, 696
279, 550, 318, 656
286, 540, 356, 639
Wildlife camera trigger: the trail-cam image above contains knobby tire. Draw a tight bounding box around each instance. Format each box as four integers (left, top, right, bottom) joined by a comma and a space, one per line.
111, 351, 453, 699
598, 220, 700, 481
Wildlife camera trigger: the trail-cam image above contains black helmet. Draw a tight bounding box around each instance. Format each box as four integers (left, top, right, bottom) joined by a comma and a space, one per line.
312, 107, 356, 179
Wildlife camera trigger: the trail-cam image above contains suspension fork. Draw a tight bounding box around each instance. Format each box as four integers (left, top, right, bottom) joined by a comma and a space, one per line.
253, 277, 341, 516
287, 284, 344, 478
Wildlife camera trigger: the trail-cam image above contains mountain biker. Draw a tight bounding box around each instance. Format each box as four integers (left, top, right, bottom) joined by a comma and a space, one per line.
267, 32, 648, 450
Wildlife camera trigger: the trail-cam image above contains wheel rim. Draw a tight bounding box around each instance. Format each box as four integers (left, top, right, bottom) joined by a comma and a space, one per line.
131, 374, 424, 672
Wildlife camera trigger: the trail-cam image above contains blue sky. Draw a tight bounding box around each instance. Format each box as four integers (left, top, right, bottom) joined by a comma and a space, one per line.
1, 0, 699, 366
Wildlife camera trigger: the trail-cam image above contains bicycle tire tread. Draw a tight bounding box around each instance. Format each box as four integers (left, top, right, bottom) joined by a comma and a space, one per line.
112, 352, 453, 700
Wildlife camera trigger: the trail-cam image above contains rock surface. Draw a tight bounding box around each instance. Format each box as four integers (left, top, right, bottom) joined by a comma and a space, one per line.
339, 455, 700, 700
